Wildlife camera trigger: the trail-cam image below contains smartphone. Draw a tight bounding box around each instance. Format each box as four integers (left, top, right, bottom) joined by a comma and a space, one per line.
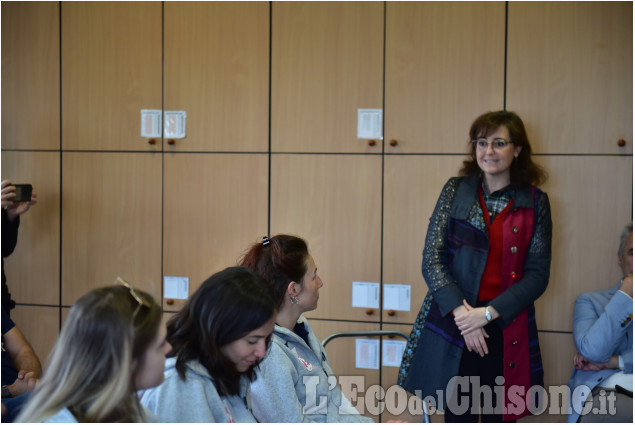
13, 184, 32, 203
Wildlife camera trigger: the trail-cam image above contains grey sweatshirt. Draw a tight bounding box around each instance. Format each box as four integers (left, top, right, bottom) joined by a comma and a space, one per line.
250, 317, 374, 423
139, 357, 256, 423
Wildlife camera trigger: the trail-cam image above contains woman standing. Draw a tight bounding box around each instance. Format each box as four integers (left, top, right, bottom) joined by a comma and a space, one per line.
240, 235, 374, 422
398, 111, 552, 422
139, 266, 276, 422
17, 279, 169, 422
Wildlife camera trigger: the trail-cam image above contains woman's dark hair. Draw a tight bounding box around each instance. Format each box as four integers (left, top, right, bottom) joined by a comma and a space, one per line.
166, 266, 276, 396
459, 110, 547, 187
239, 235, 309, 308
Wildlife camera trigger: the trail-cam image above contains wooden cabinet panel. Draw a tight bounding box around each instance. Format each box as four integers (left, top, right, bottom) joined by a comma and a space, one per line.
164, 2, 269, 152
12, 305, 59, 368
308, 319, 381, 421
1, 152, 60, 305
61, 2, 162, 151
379, 323, 431, 422
61, 152, 162, 305
383, 156, 462, 324
271, 2, 383, 153
163, 153, 268, 311
385, 2, 505, 154
507, 2, 632, 154
1, 1, 60, 150
271, 155, 382, 321
533, 156, 632, 332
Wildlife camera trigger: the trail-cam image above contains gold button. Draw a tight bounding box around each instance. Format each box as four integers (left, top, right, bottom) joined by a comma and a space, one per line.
510, 246, 517, 253
512, 226, 518, 233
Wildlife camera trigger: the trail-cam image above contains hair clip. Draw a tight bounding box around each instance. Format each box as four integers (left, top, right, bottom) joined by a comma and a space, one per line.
262, 236, 270, 246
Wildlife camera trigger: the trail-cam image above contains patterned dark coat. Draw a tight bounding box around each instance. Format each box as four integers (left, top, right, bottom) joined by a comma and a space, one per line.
398, 176, 552, 421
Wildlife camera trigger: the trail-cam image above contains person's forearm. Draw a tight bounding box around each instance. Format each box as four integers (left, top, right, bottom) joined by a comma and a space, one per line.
14, 349, 41, 378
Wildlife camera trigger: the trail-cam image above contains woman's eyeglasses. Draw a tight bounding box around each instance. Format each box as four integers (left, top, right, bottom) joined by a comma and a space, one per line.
116, 277, 151, 318
472, 138, 512, 151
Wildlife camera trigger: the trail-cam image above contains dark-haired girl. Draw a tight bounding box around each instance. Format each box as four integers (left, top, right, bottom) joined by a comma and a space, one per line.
398, 111, 552, 422
139, 266, 276, 422
240, 235, 374, 422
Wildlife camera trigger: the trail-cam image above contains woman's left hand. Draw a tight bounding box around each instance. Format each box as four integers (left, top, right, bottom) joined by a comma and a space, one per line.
454, 299, 488, 334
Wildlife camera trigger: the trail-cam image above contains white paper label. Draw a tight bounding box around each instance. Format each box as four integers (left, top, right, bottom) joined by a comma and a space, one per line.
141, 109, 162, 138
352, 281, 380, 308
357, 109, 383, 139
355, 338, 379, 369
383, 284, 411, 311
164, 276, 189, 299
164, 110, 187, 139
382, 340, 407, 367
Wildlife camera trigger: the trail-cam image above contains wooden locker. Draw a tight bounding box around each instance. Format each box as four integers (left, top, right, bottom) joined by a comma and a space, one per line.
61, 152, 162, 305
12, 306, 60, 369
164, 2, 269, 152
271, 2, 383, 153
1, 152, 61, 306
1, 1, 60, 150
507, 2, 632, 154
162, 153, 269, 312
61, 2, 162, 151
384, 2, 505, 154
271, 154, 382, 322
533, 156, 633, 332
383, 155, 461, 324
308, 319, 381, 422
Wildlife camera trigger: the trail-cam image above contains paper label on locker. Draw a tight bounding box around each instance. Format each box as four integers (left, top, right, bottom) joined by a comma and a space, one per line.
355, 338, 379, 369
164, 276, 189, 299
141, 109, 162, 138
352, 281, 380, 308
383, 284, 411, 311
164, 111, 187, 139
357, 109, 383, 139
382, 340, 406, 367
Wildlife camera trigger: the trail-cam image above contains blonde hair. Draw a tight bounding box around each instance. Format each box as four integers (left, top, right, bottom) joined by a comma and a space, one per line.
17, 284, 161, 422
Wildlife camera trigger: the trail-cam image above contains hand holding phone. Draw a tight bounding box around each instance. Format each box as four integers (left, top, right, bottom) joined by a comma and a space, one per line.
13, 184, 33, 203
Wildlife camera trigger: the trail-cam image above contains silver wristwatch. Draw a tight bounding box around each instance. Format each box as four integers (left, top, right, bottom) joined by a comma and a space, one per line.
485, 306, 492, 322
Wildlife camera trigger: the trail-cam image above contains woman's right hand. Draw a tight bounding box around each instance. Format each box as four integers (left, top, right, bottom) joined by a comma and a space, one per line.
463, 327, 489, 357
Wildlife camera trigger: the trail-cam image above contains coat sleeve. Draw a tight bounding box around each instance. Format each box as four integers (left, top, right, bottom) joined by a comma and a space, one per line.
489, 190, 552, 325
2, 210, 20, 258
422, 177, 465, 316
573, 289, 633, 368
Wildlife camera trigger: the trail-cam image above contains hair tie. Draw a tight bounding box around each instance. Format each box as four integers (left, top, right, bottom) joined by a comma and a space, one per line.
262, 236, 270, 246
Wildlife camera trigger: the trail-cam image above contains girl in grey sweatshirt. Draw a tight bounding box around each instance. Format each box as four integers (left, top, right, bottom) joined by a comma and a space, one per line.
140, 267, 277, 423
241, 235, 374, 423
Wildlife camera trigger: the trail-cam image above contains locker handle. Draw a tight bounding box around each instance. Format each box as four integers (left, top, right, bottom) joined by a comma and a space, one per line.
618, 139, 626, 147
365, 308, 374, 315
148, 139, 156, 145
368, 139, 376, 146
387, 309, 396, 316
389, 139, 398, 146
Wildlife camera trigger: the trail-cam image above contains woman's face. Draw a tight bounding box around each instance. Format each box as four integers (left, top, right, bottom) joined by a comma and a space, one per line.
298, 254, 323, 312
133, 324, 171, 391
475, 125, 522, 183
220, 314, 276, 373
